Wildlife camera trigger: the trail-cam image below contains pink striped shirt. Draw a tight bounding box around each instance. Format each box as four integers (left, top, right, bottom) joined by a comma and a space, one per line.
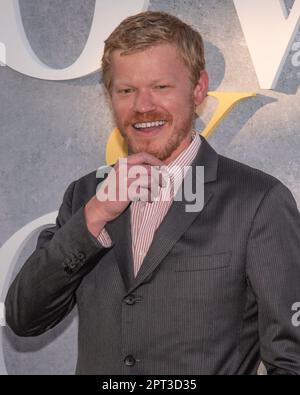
98, 133, 201, 277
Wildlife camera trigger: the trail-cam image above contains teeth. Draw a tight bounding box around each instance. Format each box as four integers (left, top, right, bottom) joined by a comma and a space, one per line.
133, 120, 166, 129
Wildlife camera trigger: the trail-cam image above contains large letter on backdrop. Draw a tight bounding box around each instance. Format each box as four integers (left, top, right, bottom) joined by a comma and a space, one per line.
0, 213, 58, 375
233, 0, 300, 89
0, 0, 148, 80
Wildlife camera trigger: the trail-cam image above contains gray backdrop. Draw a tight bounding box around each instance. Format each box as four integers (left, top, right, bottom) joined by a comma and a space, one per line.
0, 0, 299, 374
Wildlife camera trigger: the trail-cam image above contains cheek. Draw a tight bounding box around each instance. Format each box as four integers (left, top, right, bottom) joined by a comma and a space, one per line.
161, 91, 193, 113
112, 101, 131, 122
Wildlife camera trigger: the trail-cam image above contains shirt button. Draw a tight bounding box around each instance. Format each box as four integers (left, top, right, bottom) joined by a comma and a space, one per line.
138, 251, 145, 257
124, 355, 136, 366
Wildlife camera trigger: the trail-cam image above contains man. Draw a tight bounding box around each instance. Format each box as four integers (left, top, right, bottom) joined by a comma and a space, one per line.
5, 11, 300, 375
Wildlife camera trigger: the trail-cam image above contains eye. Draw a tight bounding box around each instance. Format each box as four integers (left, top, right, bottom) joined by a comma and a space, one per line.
118, 88, 134, 94
155, 85, 168, 90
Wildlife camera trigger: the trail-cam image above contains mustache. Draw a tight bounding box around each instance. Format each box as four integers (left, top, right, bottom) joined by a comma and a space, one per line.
125, 112, 172, 126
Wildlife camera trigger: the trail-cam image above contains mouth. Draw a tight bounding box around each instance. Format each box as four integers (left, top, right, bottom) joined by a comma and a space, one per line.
132, 120, 167, 134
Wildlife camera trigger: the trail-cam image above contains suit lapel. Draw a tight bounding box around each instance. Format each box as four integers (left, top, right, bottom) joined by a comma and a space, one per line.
106, 205, 135, 291
129, 136, 219, 291
106, 136, 219, 292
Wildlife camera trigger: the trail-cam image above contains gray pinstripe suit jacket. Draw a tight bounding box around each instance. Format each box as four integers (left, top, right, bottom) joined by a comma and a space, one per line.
5, 136, 300, 374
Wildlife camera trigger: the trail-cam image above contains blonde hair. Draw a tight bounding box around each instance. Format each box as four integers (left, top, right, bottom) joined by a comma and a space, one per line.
102, 11, 205, 93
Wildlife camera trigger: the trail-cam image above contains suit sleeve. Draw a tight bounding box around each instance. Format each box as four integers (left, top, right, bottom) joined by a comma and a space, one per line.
246, 181, 300, 375
5, 180, 113, 336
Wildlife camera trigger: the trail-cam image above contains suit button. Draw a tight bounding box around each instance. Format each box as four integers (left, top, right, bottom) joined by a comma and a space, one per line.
63, 257, 72, 264
76, 250, 86, 260
63, 257, 74, 274
63, 266, 73, 275
69, 258, 77, 268
124, 355, 136, 366
124, 295, 137, 305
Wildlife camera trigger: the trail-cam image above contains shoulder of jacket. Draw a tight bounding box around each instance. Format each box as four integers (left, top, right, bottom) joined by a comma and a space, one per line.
217, 154, 281, 192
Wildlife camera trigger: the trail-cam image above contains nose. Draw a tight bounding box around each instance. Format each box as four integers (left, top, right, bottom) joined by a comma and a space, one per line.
133, 89, 156, 113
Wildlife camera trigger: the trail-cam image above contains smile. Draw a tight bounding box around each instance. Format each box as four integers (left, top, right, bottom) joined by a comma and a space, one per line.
133, 120, 167, 130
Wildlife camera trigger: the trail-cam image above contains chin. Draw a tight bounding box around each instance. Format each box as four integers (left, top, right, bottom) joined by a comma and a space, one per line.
127, 137, 162, 155
129, 146, 163, 158
133, 147, 174, 162
124, 126, 190, 161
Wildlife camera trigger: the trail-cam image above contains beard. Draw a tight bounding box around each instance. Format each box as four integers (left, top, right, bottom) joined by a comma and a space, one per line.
116, 103, 195, 162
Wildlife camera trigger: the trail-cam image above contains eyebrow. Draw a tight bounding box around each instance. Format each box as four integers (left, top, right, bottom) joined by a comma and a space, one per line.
114, 78, 174, 87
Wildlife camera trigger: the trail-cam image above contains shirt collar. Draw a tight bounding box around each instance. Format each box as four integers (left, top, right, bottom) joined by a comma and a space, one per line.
166, 132, 201, 176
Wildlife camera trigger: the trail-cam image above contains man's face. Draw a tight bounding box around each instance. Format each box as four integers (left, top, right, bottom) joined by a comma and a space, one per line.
110, 43, 207, 163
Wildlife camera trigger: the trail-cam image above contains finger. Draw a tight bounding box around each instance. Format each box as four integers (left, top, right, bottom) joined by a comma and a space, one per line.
128, 170, 161, 193
127, 164, 153, 181
128, 186, 150, 202
128, 174, 160, 201
152, 166, 169, 188
127, 164, 167, 186
131, 174, 152, 188
126, 152, 165, 167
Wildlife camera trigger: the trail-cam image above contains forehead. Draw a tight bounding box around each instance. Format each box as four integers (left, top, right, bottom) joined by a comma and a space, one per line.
110, 43, 190, 84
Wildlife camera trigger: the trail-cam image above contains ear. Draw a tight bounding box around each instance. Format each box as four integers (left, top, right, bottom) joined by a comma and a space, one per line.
193, 70, 209, 107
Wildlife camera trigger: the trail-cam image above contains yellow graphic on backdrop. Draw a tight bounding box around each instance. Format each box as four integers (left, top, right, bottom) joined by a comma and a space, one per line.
106, 91, 256, 165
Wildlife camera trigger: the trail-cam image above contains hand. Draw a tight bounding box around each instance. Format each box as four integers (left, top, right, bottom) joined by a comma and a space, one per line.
84, 152, 165, 237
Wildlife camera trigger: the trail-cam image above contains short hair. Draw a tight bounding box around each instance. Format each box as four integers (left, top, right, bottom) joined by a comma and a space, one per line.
102, 11, 205, 93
